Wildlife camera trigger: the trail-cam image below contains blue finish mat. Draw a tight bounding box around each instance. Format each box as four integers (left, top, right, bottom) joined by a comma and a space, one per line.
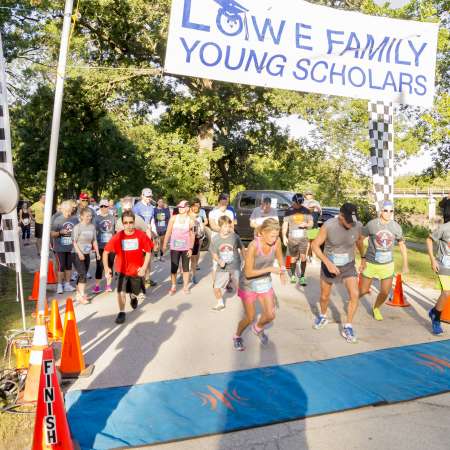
66, 340, 450, 450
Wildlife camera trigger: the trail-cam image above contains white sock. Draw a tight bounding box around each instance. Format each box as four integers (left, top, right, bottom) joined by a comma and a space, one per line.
217, 298, 224, 306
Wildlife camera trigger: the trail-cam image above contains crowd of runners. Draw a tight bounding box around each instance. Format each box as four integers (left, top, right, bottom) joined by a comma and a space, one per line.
19, 188, 450, 347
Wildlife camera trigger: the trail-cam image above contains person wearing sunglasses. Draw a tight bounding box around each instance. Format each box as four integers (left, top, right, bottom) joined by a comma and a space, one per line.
359, 201, 408, 321
103, 210, 154, 324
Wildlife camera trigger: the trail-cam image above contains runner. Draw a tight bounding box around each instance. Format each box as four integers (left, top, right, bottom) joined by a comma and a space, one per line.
249, 197, 278, 234
153, 198, 171, 261
303, 190, 322, 227
210, 215, 244, 311
93, 199, 116, 293
282, 193, 313, 286
72, 208, 100, 304
311, 203, 364, 343
359, 201, 409, 320
189, 198, 208, 284
234, 218, 286, 351
50, 200, 78, 294
103, 210, 153, 324
19, 202, 32, 244
78, 192, 96, 217
426, 217, 450, 335
29, 193, 45, 256
163, 200, 195, 295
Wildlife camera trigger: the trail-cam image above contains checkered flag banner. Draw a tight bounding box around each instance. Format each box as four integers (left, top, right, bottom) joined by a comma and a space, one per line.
0, 35, 20, 270
368, 101, 395, 213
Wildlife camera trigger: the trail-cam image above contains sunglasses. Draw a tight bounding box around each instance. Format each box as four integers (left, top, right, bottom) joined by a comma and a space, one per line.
100, 205, 108, 208
383, 209, 394, 213
80, 199, 88, 202
123, 221, 134, 225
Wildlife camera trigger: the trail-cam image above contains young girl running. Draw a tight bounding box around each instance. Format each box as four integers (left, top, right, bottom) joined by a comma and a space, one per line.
234, 218, 286, 351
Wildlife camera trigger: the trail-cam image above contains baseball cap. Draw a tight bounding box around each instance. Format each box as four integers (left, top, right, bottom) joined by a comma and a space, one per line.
141, 188, 153, 197
79, 192, 89, 200
218, 193, 229, 201
177, 200, 189, 208
340, 203, 358, 224
382, 200, 394, 209
99, 199, 109, 207
304, 190, 313, 195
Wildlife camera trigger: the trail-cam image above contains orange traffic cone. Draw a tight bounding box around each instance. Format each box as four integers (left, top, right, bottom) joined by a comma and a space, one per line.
32, 346, 74, 450
63, 298, 75, 341
28, 272, 40, 301
48, 299, 63, 342
440, 294, 450, 323
32, 301, 49, 320
386, 273, 410, 307
47, 260, 57, 285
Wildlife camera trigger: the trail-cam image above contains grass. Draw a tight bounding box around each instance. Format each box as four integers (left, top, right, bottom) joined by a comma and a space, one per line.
0, 267, 35, 450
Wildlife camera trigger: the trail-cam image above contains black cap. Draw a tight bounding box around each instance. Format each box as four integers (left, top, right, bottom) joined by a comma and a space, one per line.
292, 193, 304, 204
218, 193, 229, 201
340, 203, 358, 224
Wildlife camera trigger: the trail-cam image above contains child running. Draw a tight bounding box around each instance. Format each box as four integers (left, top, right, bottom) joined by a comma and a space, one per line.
234, 218, 286, 351
210, 215, 245, 311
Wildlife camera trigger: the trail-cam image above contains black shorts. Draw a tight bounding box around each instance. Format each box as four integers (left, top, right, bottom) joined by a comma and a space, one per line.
170, 250, 190, 274
35, 222, 43, 239
192, 237, 202, 256
117, 274, 145, 295
55, 252, 73, 272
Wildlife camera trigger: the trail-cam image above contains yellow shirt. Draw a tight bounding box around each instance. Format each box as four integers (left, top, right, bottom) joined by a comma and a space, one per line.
30, 201, 44, 224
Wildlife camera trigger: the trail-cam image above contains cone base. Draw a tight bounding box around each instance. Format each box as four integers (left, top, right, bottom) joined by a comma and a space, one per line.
386, 300, 410, 307
60, 364, 95, 379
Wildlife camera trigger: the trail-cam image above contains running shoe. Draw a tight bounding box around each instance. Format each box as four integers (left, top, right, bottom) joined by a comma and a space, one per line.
77, 294, 90, 305
105, 284, 113, 292
169, 286, 176, 296
290, 275, 297, 284
63, 283, 76, 292
429, 309, 444, 335
115, 312, 126, 324
192, 275, 198, 285
130, 294, 138, 310
341, 326, 357, 343
212, 302, 225, 311
373, 307, 383, 321
144, 279, 151, 289
233, 336, 245, 351
149, 279, 157, 287
313, 315, 328, 329
56, 283, 63, 294
299, 276, 307, 286
92, 285, 101, 294
252, 324, 269, 345
87, 272, 92, 280
176, 275, 183, 284
70, 272, 78, 282
137, 292, 145, 302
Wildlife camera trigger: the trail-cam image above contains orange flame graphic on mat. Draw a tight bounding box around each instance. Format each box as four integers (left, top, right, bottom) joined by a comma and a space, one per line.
195, 385, 248, 412
416, 353, 450, 373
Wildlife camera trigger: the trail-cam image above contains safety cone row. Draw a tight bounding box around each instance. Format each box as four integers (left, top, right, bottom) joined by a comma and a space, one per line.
32, 346, 74, 450
32, 300, 49, 320
48, 299, 63, 342
28, 261, 58, 301
386, 273, 410, 307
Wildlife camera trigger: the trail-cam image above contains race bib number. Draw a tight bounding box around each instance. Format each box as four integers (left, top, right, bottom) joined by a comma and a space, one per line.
250, 277, 272, 293
291, 229, 305, 239
22, 218, 30, 226
441, 254, 450, 269
122, 238, 139, 251
61, 236, 72, 246
82, 244, 92, 254
220, 250, 234, 264
173, 239, 187, 250
375, 251, 393, 264
157, 221, 166, 228
331, 253, 350, 266
100, 232, 112, 244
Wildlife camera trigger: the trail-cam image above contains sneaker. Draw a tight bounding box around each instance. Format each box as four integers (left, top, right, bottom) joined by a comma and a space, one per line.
115, 312, 126, 324
137, 292, 145, 302
373, 307, 383, 321
105, 284, 113, 292
299, 276, 307, 286
233, 336, 245, 351
169, 286, 176, 296
56, 283, 63, 294
63, 283, 76, 292
87, 272, 92, 279
342, 326, 357, 343
92, 285, 101, 294
144, 279, 151, 289
252, 324, 269, 345
70, 272, 78, 282
212, 302, 225, 311
176, 275, 183, 284
149, 279, 157, 287
429, 309, 444, 335
192, 275, 198, 285
130, 294, 138, 310
290, 275, 297, 284
313, 315, 328, 329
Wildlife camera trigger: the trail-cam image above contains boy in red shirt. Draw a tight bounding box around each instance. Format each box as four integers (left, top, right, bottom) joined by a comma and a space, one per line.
103, 210, 153, 324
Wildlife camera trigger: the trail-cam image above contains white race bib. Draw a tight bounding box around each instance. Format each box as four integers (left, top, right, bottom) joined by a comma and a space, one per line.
61, 236, 72, 246
375, 250, 393, 264
220, 250, 234, 264
250, 277, 272, 293
100, 232, 112, 244
291, 229, 305, 239
157, 221, 166, 228
173, 239, 187, 250
331, 253, 350, 266
82, 244, 92, 254
441, 254, 450, 269
22, 218, 30, 226
122, 238, 139, 251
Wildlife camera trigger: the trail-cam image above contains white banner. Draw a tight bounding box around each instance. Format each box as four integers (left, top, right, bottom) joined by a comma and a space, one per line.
165, 0, 439, 107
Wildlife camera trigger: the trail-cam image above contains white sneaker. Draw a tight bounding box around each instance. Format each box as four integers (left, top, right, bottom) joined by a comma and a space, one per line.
63, 282, 76, 292
56, 283, 63, 294
212, 302, 225, 311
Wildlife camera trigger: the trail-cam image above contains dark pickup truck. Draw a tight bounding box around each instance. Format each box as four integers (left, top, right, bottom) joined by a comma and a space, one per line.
204, 190, 339, 243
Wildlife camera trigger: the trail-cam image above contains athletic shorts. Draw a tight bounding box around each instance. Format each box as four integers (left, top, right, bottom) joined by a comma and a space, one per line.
214, 270, 239, 289
287, 239, 308, 257
362, 261, 395, 280
237, 287, 275, 305
307, 228, 320, 240
192, 237, 202, 256
117, 274, 144, 295
35, 222, 43, 239
320, 261, 357, 284
55, 252, 73, 272
437, 274, 450, 291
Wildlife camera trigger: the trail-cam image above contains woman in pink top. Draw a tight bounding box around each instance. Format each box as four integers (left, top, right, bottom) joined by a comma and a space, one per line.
163, 200, 195, 294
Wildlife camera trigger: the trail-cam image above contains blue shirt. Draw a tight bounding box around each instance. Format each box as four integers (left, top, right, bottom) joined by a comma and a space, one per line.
133, 201, 154, 225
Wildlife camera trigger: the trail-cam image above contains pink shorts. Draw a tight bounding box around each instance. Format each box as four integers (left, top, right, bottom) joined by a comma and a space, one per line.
237, 288, 275, 304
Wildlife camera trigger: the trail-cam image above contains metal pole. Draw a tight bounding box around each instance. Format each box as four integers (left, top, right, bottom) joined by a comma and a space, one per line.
37, 0, 74, 317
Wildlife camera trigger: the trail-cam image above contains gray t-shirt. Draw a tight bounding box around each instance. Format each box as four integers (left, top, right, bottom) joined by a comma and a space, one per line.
431, 222, 450, 276
323, 217, 363, 266
72, 223, 97, 254
250, 207, 279, 226
362, 218, 403, 264
51, 215, 79, 253
95, 214, 116, 248
210, 232, 243, 271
